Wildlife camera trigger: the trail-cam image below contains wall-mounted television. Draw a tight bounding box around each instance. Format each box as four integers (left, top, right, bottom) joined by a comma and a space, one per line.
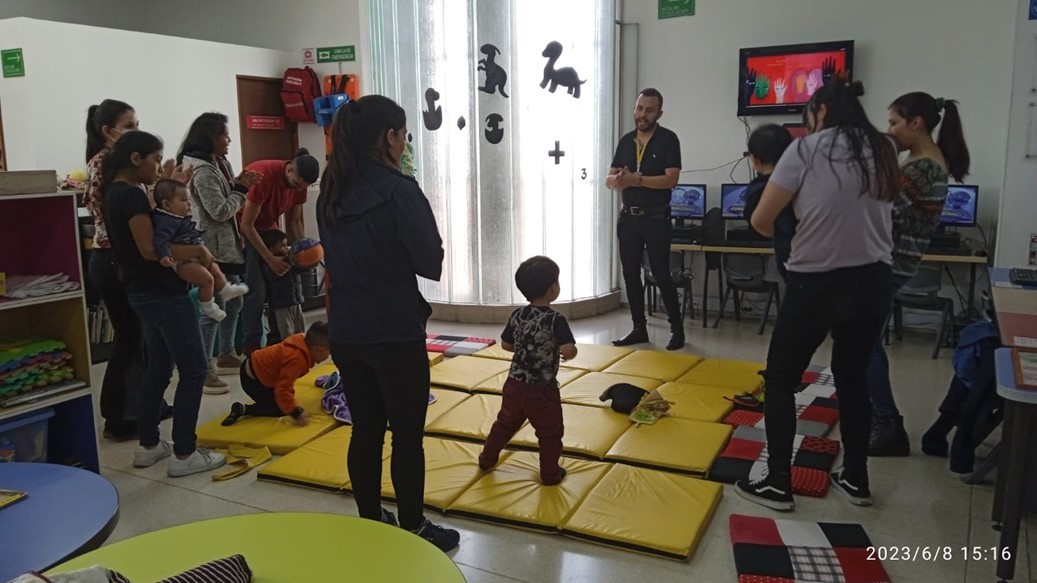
738, 40, 854, 117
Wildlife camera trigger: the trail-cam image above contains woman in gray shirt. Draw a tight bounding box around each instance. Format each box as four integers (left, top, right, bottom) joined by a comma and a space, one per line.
737, 78, 901, 512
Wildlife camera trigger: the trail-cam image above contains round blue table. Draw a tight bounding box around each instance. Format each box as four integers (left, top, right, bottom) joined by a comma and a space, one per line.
0, 463, 119, 581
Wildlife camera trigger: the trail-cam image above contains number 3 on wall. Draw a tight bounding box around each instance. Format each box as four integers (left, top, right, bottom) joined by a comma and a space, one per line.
581, 168, 587, 180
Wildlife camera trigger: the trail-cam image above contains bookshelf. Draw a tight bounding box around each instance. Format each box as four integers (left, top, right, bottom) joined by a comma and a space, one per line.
0, 190, 100, 472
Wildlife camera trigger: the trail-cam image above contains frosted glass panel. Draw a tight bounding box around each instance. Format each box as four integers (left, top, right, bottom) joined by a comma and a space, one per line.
370, 0, 615, 304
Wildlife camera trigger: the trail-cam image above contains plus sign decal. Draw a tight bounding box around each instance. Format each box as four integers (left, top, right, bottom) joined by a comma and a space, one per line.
548, 141, 565, 164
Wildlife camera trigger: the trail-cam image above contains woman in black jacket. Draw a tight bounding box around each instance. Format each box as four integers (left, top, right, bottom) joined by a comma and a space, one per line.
317, 95, 457, 551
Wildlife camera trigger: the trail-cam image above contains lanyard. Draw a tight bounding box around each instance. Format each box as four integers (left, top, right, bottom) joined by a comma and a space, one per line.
635, 140, 647, 173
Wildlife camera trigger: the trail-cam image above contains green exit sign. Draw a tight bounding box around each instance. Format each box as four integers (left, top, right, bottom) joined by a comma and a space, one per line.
316, 45, 356, 63
659, 0, 695, 19
2, 48, 25, 78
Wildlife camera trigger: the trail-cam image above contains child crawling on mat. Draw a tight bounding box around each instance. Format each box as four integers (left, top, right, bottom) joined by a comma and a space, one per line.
478, 256, 577, 485
152, 179, 249, 321
221, 320, 331, 427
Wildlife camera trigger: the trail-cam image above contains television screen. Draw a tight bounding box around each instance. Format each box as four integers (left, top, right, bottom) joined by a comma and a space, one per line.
721, 183, 749, 219
671, 184, 706, 219
738, 40, 854, 117
941, 185, 978, 227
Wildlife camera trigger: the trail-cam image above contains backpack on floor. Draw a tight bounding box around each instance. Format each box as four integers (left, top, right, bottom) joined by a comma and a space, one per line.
280, 67, 321, 123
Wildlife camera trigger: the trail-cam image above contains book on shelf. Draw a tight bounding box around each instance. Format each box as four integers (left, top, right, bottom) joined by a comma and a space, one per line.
1013, 348, 1037, 390
0, 489, 28, 509
88, 304, 114, 345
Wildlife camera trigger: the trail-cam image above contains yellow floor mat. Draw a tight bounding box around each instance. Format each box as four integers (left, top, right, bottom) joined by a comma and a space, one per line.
381, 437, 499, 511
675, 358, 765, 392
429, 356, 512, 392
655, 382, 736, 423
470, 344, 512, 361
428, 352, 444, 367
424, 393, 520, 442
603, 350, 704, 382
605, 417, 732, 476
473, 368, 585, 395
257, 426, 361, 491
295, 362, 338, 392
511, 403, 631, 459
426, 388, 471, 428
197, 385, 337, 455
472, 343, 633, 372
561, 464, 723, 560
559, 372, 663, 408
447, 451, 610, 530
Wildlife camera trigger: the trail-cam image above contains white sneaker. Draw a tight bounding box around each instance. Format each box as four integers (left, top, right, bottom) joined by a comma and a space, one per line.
219, 283, 250, 300
198, 300, 227, 322
134, 440, 173, 468
167, 446, 227, 477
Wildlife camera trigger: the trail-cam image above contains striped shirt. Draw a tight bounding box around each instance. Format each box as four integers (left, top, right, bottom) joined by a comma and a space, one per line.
891, 158, 949, 277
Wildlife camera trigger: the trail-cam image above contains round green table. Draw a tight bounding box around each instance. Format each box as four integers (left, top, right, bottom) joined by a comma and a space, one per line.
51, 513, 466, 582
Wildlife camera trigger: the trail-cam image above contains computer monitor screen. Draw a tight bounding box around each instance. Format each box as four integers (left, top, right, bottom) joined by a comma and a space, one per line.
721, 183, 749, 219
941, 185, 978, 227
671, 184, 706, 219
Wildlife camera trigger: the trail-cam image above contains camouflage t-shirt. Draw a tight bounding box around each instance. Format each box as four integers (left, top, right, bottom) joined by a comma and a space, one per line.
503, 306, 575, 387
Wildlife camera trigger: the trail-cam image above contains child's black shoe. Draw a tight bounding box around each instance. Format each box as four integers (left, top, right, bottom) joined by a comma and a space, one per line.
221, 402, 246, 426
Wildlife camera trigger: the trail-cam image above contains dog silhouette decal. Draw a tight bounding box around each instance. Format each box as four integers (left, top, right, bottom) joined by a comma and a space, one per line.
484, 113, 504, 144
478, 44, 509, 98
422, 88, 443, 130
540, 41, 586, 99
457, 116, 466, 130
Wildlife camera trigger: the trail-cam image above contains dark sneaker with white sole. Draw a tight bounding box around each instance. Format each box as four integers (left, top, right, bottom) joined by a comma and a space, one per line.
735, 474, 794, 511
411, 518, 460, 552
830, 469, 873, 506
380, 507, 398, 526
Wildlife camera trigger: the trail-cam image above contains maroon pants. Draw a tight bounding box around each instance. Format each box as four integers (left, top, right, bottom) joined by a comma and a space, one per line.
479, 377, 565, 484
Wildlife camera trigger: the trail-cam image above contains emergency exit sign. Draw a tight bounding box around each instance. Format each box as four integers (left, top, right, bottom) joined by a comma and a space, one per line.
2, 48, 25, 78
316, 45, 356, 63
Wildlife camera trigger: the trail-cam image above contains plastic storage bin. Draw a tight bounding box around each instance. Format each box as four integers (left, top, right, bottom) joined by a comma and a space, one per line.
0, 408, 55, 462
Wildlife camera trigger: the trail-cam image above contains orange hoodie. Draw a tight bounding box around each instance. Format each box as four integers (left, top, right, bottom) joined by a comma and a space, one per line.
248, 334, 316, 415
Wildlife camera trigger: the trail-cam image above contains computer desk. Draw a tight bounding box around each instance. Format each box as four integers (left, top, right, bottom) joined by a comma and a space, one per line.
671, 243, 987, 324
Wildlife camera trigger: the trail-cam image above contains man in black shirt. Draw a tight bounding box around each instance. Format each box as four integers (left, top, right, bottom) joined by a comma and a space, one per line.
606, 88, 684, 350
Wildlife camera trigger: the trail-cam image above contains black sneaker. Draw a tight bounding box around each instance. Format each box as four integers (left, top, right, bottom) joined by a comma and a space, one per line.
380, 507, 398, 526
613, 328, 649, 347
830, 469, 873, 506
666, 329, 686, 351
735, 474, 794, 511
868, 415, 910, 457
221, 402, 246, 426
411, 518, 460, 552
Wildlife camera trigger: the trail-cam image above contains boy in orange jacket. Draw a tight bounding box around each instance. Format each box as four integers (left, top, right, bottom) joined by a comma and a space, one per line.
221, 321, 330, 427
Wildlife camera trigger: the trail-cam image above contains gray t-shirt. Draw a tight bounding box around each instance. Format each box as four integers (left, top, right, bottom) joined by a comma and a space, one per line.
769, 128, 893, 273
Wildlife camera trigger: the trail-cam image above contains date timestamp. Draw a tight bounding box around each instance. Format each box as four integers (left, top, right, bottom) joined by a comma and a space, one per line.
867, 546, 1012, 562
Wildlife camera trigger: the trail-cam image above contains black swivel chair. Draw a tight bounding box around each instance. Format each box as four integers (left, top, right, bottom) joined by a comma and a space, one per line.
713, 253, 781, 335
643, 250, 695, 322
700, 207, 725, 328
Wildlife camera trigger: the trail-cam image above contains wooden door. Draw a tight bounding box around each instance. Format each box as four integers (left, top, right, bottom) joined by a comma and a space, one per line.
236, 76, 299, 166
0, 100, 7, 171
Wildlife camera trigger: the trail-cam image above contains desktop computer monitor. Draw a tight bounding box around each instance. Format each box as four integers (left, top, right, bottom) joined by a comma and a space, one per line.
940, 185, 978, 227
721, 183, 749, 219
671, 184, 706, 220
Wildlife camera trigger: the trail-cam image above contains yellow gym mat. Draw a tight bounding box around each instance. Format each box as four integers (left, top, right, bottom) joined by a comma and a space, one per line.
561, 464, 723, 560
381, 437, 500, 511
603, 350, 704, 382
675, 358, 765, 392
470, 343, 512, 361
605, 417, 733, 476
473, 367, 586, 395
472, 343, 633, 372
655, 382, 736, 423
429, 356, 512, 392
197, 385, 337, 455
559, 372, 663, 408
295, 362, 338, 392
428, 352, 444, 367
511, 403, 631, 459
425, 388, 471, 428
258, 426, 357, 491
447, 451, 610, 531
425, 393, 518, 442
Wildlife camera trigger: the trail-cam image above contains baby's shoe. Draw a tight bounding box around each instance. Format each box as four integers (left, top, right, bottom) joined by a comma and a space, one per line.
198, 300, 227, 322
219, 282, 250, 300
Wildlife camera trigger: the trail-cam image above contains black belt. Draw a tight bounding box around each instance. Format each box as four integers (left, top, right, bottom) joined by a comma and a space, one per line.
621, 205, 670, 217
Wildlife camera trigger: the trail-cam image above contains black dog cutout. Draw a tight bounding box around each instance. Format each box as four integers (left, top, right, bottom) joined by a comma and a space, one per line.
541, 41, 586, 99
484, 113, 504, 144
422, 88, 443, 131
478, 44, 509, 98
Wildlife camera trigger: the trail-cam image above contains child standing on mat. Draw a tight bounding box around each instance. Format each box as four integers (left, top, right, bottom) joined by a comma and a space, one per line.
221, 321, 331, 427
479, 256, 577, 485
152, 179, 249, 321
259, 229, 305, 343
742, 124, 796, 282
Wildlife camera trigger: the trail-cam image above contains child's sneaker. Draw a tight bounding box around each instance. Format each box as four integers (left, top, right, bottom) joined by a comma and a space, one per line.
133, 440, 173, 468
198, 300, 227, 322
168, 447, 227, 477
221, 402, 246, 426
735, 473, 795, 511
543, 467, 567, 486
219, 283, 250, 300
411, 518, 460, 552
829, 468, 873, 506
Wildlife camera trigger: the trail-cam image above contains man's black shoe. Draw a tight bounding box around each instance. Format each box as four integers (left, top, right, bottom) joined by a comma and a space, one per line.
613, 328, 649, 346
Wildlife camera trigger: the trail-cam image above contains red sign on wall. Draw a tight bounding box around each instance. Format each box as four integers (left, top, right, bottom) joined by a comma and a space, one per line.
246, 115, 286, 130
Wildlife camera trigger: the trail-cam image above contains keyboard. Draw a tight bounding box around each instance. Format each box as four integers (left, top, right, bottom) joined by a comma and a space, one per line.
1010, 268, 1037, 286
709, 240, 773, 249
926, 246, 974, 257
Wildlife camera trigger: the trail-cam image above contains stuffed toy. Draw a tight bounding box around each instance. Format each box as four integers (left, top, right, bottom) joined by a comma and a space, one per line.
628, 389, 675, 426
599, 383, 648, 414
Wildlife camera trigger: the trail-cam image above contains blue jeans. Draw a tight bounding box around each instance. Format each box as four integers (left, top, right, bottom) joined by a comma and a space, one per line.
128, 289, 208, 456
241, 241, 266, 349
200, 273, 243, 360
866, 273, 911, 418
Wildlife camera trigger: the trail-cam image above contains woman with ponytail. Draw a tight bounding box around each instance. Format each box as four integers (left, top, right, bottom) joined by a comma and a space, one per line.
867, 93, 971, 456
317, 96, 455, 551
741, 78, 900, 512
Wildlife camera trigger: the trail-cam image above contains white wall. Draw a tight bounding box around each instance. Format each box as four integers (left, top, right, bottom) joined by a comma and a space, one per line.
0, 17, 292, 179
997, 0, 1037, 267
0, 0, 144, 33
622, 0, 1015, 238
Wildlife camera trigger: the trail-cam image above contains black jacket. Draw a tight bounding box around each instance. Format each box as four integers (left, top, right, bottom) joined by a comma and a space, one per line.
262, 263, 304, 310
317, 159, 444, 343
742, 173, 797, 281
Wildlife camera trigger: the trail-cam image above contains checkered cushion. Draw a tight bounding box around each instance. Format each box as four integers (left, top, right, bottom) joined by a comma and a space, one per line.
724, 393, 839, 437
730, 514, 891, 583
426, 334, 497, 355
710, 427, 839, 497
